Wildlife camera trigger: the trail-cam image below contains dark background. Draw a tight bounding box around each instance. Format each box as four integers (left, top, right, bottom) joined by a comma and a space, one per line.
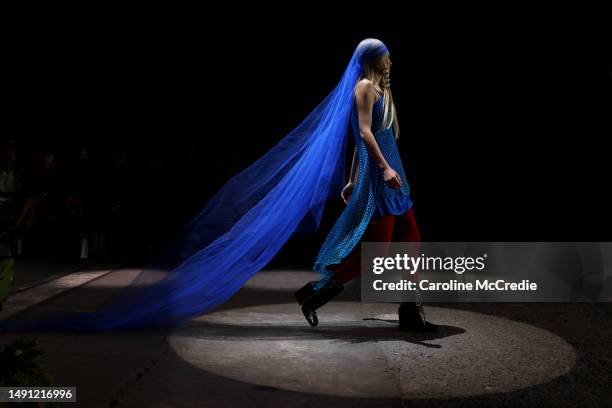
4, 15, 611, 267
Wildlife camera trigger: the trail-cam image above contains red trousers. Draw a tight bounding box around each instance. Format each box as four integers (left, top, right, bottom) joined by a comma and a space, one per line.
332, 208, 421, 284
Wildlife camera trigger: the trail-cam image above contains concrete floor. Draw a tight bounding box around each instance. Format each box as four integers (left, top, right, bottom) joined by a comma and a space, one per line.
0, 268, 610, 407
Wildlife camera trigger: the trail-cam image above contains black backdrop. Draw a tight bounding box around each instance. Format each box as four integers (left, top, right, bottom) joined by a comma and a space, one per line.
6, 15, 611, 265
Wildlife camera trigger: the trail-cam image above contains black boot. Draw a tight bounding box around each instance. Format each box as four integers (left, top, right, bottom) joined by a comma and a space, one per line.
294, 278, 344, 327
398, 301, 438, 332
294, 281, 318, 305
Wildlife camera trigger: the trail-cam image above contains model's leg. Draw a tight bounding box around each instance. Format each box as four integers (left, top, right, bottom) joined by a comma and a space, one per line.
393, 207, 421, 242
393, 208, 438, 332
393, 208, 421, 281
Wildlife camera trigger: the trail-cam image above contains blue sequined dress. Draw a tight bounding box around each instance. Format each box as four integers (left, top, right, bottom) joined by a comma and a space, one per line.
313, 93, 412, 286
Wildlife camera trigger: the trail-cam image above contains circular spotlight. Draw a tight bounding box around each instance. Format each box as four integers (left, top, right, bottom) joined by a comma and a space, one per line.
169, 302, 575, 399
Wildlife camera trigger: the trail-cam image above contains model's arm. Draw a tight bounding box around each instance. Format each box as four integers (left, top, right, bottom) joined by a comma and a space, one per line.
349, 147, 358, 183
341, 148, 359, 204
355, 80, 402, 189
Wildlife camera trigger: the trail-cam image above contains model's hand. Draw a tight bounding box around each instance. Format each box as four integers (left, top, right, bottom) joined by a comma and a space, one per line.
383, 167, 402, 189
341, 182, 355, 204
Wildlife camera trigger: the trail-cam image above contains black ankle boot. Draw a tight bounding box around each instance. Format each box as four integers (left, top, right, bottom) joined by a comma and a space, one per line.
294, 278, 344, 327
294, 281, 318, 305
398, 302, 438, 332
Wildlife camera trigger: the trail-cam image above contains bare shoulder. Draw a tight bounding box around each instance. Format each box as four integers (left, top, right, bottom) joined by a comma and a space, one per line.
355, 79, 375, 98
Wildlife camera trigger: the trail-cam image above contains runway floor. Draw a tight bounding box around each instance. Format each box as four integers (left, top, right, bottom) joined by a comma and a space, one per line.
0, 267, 610, 407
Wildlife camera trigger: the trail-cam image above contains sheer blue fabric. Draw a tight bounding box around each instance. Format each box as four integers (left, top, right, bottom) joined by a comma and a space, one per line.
0, 39, 391, 332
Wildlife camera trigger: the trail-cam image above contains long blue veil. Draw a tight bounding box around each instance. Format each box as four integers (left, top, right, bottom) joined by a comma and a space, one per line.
0, 39, 390, 332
